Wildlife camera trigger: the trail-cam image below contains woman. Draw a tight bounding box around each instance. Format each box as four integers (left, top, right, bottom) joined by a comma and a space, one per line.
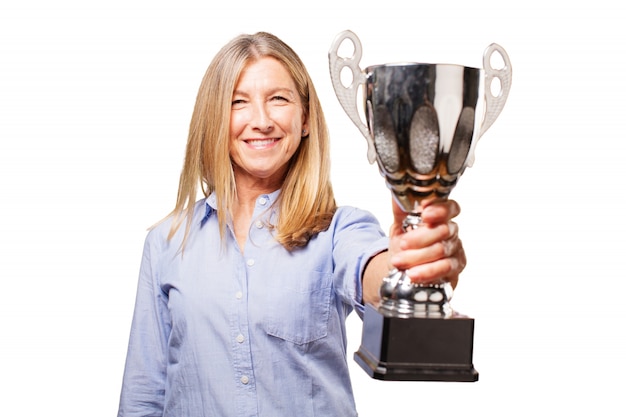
118, 32, 465, 417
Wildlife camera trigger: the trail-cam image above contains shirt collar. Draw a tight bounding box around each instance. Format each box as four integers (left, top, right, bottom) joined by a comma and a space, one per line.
201, 189, 282, 227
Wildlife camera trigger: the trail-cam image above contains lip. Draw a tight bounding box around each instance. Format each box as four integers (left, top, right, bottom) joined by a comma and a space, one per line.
244, 137, 280, 149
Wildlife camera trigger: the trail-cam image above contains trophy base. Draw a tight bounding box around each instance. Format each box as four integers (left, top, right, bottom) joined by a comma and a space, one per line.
354, 303, 479, 382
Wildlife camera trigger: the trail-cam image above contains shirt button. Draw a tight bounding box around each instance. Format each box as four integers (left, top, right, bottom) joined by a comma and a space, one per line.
258, 197, 267, 206
246, 259, 255, 267
235, 291, 243, 299
255, 220, 263, 229
240, 375, 249, 384
236, 334, 244, 343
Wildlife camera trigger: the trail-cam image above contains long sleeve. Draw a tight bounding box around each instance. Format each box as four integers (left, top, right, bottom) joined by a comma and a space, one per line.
118, 231, 171, 417
331, 206, 388, 317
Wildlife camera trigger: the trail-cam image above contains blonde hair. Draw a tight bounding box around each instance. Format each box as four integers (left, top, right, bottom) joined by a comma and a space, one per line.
168, 32, 336, 251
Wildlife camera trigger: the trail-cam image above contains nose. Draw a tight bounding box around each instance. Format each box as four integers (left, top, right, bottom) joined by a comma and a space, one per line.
250, 101, 273, 132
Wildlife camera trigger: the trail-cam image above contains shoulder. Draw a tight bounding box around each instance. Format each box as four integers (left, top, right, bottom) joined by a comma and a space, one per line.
332, 206, 381, 229
328, 206, 386, 246
144, 199, 209, 254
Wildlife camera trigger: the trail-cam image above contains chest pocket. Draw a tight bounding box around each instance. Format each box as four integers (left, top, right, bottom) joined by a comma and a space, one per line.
262, 270, 332, 345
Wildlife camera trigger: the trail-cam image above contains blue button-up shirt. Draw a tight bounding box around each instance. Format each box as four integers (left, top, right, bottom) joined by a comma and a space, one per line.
118, 190, 388, 417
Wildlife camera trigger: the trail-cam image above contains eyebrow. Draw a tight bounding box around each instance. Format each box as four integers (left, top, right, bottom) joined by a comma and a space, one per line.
232, 87, 297, 97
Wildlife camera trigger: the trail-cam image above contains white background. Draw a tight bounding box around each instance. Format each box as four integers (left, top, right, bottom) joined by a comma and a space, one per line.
1, 1, 625, 415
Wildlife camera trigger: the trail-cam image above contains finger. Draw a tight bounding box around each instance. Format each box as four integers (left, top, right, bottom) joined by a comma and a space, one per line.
404, 246, 466, 288
392, 234, 462, 270
421, 199, 461, 224
400, 221, 459, 250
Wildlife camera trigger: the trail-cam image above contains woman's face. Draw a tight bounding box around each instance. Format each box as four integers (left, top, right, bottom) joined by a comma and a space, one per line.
229, 57, 308, 188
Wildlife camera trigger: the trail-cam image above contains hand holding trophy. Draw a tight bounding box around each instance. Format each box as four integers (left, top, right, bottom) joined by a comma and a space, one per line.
329, 30, 512, 381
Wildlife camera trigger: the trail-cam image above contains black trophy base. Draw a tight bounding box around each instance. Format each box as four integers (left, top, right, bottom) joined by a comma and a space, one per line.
354, 303, 479, 382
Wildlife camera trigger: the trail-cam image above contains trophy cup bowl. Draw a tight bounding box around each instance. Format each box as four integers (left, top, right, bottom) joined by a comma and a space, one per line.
329, 30, 511, 381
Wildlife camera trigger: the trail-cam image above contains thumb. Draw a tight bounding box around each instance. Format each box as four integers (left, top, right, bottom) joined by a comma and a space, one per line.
390, 198, 408, 237
391, 197, 406, 222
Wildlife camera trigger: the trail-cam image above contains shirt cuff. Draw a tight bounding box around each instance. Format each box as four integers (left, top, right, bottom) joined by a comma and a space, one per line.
354, 236, 389, 319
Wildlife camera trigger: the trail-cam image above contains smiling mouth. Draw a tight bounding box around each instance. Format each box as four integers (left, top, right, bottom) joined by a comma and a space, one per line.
245, 138, 279, 148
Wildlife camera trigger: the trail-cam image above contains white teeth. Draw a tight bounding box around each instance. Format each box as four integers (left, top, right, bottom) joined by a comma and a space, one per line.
247, 138, 276, 147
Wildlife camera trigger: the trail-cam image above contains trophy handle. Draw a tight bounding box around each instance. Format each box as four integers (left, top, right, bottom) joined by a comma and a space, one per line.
329, 30, 377, 164
479, 43, 512, 138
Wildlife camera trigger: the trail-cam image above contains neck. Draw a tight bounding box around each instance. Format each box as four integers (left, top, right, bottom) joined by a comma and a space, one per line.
231, 177, 280, 252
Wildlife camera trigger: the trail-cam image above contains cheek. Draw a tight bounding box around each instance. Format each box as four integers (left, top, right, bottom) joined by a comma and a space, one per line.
228, 121, 242, 160
230, 113, 244, 137
286, 110, 304, 135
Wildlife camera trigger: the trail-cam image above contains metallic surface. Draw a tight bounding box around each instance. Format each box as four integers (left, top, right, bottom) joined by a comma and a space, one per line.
329, 30, 512, 317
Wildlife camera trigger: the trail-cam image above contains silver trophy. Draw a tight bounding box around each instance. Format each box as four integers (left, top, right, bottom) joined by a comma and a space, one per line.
329, 30, 511, 381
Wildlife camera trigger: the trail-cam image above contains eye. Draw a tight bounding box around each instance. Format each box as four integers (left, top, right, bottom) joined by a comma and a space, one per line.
270, 95, 290, 105
231, 98, 247, 108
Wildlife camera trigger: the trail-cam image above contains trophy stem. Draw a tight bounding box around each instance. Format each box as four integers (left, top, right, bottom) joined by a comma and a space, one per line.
402, 212, 422, 231
378, 212, 453, 319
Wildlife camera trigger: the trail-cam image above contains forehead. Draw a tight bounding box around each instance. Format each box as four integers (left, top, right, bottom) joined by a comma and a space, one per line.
235, 57, 297, 91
